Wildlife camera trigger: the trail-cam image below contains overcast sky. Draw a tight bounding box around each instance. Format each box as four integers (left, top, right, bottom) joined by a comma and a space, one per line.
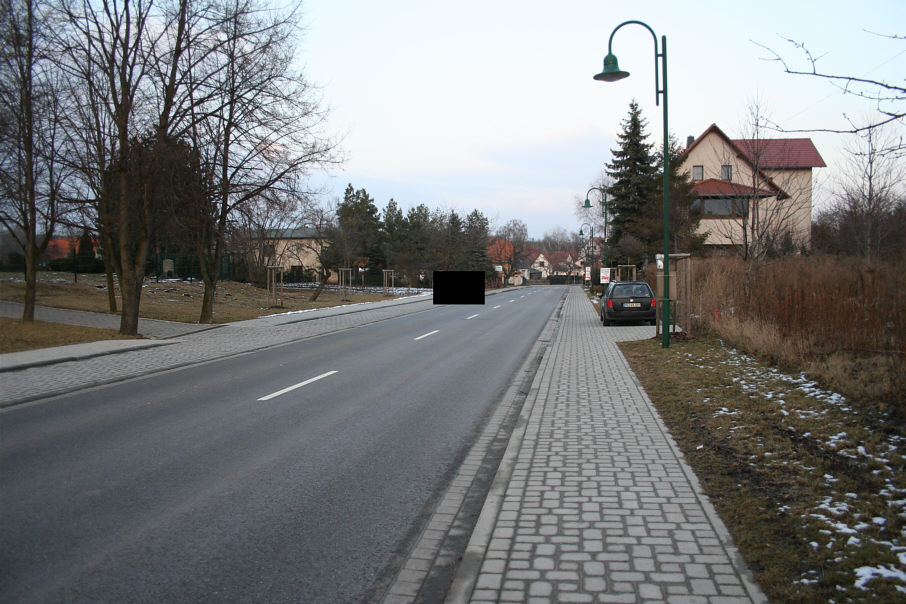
300, 0, 905, 239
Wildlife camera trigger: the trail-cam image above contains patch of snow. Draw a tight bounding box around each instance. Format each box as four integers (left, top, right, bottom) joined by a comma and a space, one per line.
854, 565, 906, 591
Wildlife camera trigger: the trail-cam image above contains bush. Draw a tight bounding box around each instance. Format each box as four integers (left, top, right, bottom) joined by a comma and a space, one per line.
47, 257, 105, 273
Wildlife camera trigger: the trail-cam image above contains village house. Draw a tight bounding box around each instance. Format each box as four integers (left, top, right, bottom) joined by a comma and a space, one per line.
250, 227, 326, 280
680, 124, 825, 254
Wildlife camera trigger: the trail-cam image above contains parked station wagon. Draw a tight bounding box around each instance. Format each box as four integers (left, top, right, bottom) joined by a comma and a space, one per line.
600, 281, 657, 326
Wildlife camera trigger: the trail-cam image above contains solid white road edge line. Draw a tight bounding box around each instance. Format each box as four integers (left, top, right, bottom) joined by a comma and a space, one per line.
257, 370, 339, 401
414, 330, 440, 341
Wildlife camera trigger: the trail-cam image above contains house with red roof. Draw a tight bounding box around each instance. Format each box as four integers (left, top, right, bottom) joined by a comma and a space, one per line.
528, 250, 580, 279
681, 124, 825, 255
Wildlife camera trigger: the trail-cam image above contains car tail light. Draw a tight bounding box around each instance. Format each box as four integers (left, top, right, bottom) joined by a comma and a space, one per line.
651, 298, 657, 307
606, 299, 613, 309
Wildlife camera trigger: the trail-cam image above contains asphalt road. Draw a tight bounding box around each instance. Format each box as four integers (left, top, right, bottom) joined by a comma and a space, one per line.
1, 286, 565, 603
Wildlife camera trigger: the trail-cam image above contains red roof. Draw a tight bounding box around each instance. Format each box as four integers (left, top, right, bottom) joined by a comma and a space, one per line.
692, 179, 774, 198
44, 237, 79, 259
546, 251, 573, 264
686, 124, 826, 169
731, 138, 826, 168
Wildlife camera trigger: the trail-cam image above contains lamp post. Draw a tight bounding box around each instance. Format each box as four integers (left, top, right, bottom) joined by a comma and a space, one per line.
578, 222, 594, 286
594, 20, 671, 348
583, 187, 609, 283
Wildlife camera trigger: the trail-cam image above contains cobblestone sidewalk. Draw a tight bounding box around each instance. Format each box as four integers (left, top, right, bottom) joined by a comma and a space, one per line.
447, 287, 766, 603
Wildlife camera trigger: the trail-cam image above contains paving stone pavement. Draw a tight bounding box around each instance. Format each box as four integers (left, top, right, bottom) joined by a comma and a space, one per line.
445, 286, 766, 604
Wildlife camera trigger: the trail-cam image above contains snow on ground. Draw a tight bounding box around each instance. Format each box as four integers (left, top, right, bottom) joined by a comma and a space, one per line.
688, 343, 906, 595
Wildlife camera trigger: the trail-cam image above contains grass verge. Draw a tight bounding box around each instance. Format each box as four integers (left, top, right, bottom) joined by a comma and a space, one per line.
620, 335, 906, 602
0, 317, 136, 354
0, 272, 398, 323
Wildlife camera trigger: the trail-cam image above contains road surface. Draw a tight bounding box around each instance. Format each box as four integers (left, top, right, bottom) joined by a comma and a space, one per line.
1, 286, 564, 602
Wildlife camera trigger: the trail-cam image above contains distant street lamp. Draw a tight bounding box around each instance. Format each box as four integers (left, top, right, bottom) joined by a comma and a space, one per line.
594, 20, 672, 348
578, 222, 594, 284
583, 187, 609, 280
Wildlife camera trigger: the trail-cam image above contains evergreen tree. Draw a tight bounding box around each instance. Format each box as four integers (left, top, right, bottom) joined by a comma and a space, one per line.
464, 209, 492, 274
77, 231, 96, 270
605, 100, 660, 262
334, 184, 382, 273
399, 204, 434, 286
381, 199, 405, 270
436, 210, 466, 270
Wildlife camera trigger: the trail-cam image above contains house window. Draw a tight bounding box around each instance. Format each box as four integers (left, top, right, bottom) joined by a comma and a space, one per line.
692, 165, 703, 181
264, 244, 276, 257
720, 165, 732, 180
692, 197, 748, 218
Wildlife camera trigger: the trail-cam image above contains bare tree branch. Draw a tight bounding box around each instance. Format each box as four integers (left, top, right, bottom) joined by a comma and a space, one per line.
753, 34, 905, 142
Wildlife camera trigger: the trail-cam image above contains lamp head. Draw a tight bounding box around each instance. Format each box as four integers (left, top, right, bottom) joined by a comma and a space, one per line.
594, 52, 629, 82
579, 227, 585, 237
583, 198, 592, 208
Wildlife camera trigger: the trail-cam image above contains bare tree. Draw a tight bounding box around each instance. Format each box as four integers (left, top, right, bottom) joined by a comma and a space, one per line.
827, 124, 904, 259
541, 227, 573, 255
297, 200, 337, 302
0, 0, 69, 321
231, 185, 303, 286
492, 219, 528, 286
190, 0, 340, 323
58, 0, 188, 335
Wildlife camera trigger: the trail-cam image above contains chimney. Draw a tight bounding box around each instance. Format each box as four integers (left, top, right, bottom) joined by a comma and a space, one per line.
686, 135, 695, 149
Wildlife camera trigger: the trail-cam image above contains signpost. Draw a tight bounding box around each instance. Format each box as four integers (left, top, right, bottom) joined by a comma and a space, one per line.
600, 267, 611, 285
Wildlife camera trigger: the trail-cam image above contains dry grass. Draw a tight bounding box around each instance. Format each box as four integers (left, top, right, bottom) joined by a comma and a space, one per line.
620, 335, 906, 601
0, 271, 403, 352
0, 317, 136, 354
680, 256, 906, 414
0, 272, 397, 323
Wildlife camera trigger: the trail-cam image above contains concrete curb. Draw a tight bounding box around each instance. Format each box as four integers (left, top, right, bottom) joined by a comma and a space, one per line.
0, 339, 178, 373
444, 296, 563, 603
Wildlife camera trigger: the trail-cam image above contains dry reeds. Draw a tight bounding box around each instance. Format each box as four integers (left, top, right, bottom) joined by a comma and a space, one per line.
688, 254, 905, 412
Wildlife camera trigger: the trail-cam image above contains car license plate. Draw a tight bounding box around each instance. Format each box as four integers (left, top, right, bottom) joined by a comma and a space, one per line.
624, 302, 641, 308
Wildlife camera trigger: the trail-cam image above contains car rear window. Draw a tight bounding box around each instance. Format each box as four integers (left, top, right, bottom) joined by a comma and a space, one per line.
612, 284, 651, 297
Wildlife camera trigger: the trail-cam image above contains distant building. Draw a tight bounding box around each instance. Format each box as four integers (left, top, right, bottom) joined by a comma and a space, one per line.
43, 237, 80, 261
248, 228, 326, 277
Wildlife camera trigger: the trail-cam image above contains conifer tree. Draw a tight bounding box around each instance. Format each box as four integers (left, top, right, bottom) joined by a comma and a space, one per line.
605, 100, 660, 261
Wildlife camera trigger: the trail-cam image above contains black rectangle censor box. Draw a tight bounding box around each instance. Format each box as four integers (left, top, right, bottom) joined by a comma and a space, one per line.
433, 271, 485, 305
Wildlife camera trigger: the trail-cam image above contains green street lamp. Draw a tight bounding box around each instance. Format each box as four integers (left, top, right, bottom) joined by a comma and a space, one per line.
594, 20, 672, 348
583, 187, 609, 282
578, 222, 594, 285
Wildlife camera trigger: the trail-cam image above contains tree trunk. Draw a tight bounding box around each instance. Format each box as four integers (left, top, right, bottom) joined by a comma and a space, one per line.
21, 243, 38, 323
310, 271, 330, 302
118, 263, 142, 335
105, 265, 118, 312
197, 250, 217, 324
101, 231, 118, 312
